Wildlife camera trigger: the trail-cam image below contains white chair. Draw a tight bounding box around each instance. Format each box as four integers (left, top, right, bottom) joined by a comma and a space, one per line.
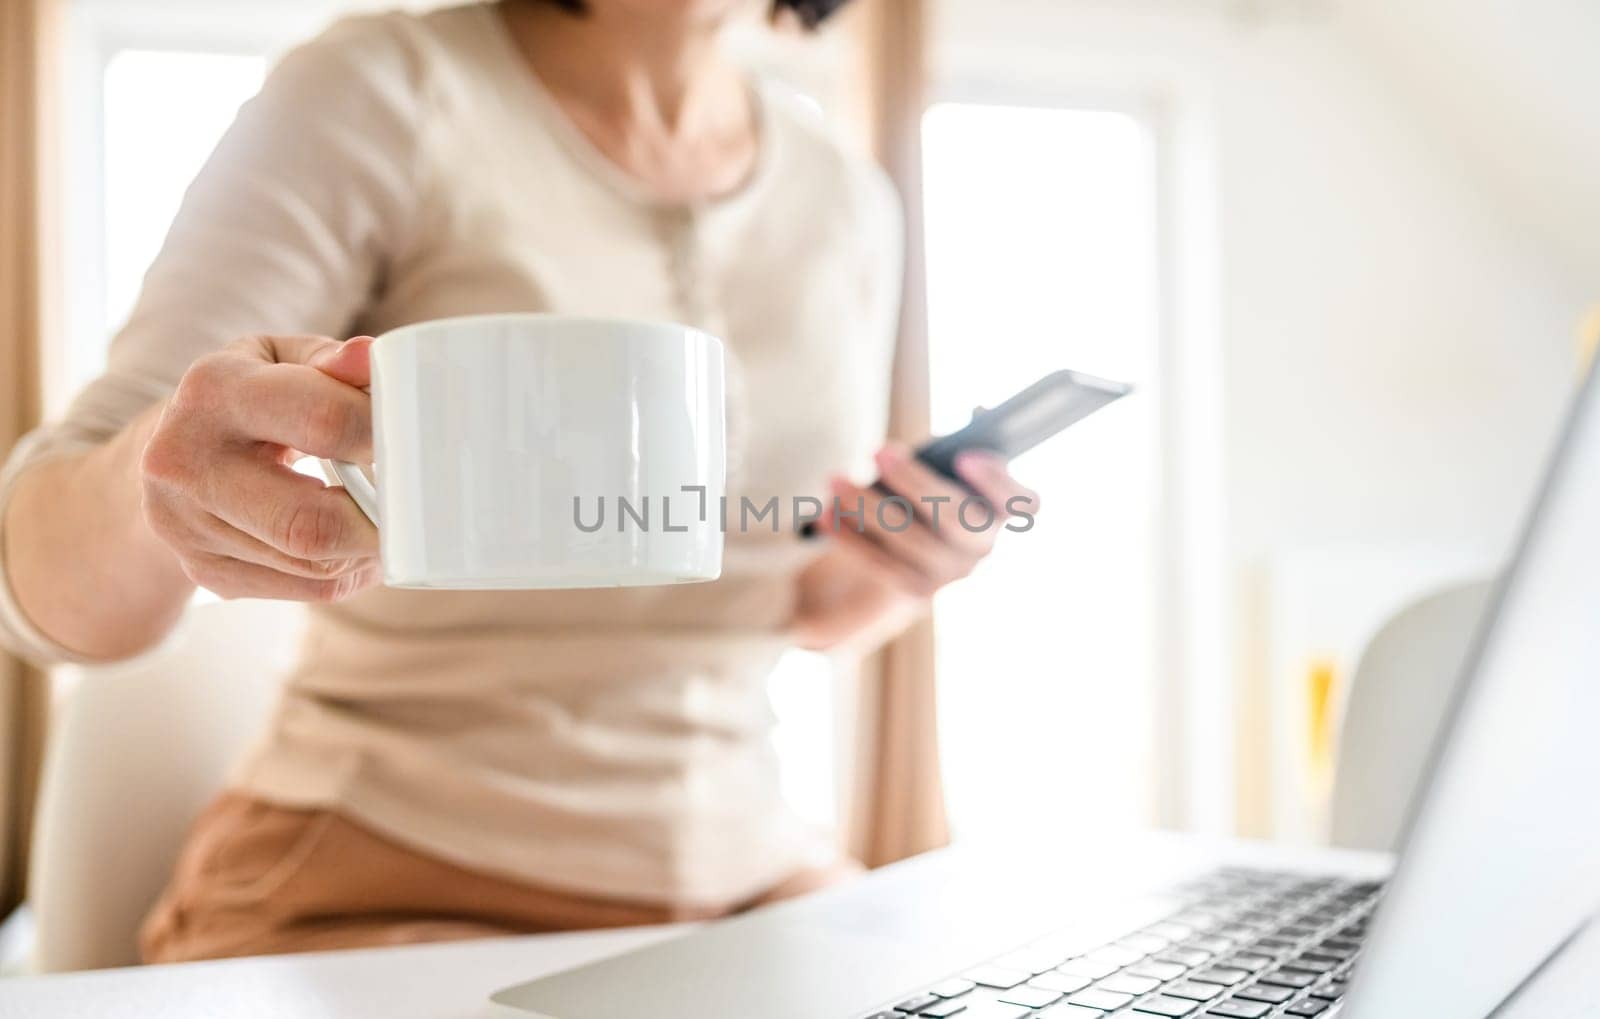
1329, 577, 1496, 851
26, 598, 302, 972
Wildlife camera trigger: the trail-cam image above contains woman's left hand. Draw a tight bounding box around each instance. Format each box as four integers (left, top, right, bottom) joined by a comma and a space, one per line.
791, 441, 1039, 650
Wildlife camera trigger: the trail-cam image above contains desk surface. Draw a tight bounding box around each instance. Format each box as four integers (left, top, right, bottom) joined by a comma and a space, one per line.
4, 840, 1596, 1019
0, 924, 684, 1019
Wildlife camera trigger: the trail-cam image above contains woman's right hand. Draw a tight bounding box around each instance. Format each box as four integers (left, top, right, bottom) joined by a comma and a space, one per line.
139, 334, 382, 602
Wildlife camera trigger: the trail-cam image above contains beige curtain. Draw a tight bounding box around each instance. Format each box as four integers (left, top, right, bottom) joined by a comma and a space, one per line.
0, 0, 60, 914
842, 0, 951, 868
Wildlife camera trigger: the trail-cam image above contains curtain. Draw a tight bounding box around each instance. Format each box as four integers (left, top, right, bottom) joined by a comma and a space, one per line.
0, 0, 60, 914
842, 0, 951, 868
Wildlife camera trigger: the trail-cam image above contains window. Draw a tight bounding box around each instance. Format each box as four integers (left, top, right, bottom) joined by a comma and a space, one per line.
92, 50, 268, 391
57, 0, 362, 412
921, 102, 1163, 838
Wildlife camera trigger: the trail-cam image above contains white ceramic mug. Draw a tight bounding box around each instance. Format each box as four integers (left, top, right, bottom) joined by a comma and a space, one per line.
322, 314, 725, 589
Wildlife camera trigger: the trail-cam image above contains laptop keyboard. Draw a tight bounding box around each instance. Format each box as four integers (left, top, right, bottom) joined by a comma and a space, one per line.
859, 867, 1383, 1019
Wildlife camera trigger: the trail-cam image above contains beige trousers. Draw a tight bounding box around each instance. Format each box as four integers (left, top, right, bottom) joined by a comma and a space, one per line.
140, 792, 860, 964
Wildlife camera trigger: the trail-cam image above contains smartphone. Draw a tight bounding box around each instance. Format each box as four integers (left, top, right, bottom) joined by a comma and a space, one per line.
912, 368, 1132, 481
800, 368, 1132, 536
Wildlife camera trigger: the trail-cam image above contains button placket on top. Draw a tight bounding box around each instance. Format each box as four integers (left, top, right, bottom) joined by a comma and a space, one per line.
656, 203, 744, 491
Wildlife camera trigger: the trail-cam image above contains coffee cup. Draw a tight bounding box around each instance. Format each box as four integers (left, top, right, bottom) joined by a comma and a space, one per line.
321, 313, 725, 589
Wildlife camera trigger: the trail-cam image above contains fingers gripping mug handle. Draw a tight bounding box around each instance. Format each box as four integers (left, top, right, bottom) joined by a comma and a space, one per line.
320, 459, 380, 526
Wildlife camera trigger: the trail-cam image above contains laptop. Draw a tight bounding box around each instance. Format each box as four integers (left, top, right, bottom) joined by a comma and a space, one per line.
492, 356, 1600, 1019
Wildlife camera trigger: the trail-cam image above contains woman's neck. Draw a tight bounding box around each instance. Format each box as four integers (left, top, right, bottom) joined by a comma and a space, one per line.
498, 0, 758, 202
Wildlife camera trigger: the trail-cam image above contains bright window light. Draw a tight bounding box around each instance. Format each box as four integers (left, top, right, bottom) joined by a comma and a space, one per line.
921, 102, 1161, 840
100, 50, 267, 358
767, 650, 840, 831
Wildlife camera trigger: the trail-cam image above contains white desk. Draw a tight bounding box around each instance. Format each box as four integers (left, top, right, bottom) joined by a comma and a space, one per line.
3, 842, 1596, 1018
0, 925, 685, 1019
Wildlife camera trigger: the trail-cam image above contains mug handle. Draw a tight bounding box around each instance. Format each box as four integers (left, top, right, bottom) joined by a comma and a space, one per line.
320, 459, 380, 526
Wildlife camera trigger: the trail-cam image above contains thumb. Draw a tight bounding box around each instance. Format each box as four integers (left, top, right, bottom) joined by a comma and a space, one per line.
309, 336, 374, 389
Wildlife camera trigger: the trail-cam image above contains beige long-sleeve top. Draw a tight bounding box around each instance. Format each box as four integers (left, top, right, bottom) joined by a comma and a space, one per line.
0, 3, 901, 906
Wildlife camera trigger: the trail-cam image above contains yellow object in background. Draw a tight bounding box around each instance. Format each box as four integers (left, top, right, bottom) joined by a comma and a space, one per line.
1582, 304, 1600, 370
1306, 656, 1339, 796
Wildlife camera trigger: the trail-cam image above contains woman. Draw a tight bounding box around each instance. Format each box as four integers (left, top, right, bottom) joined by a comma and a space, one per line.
0, 0, 1036, 961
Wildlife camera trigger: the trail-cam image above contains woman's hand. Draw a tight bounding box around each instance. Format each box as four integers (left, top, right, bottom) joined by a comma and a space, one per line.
791, 441, 1039, 651
139, 335, 382, 601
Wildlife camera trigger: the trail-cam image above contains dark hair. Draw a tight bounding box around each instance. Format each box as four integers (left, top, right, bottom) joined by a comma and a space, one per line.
540, 0, 852, 30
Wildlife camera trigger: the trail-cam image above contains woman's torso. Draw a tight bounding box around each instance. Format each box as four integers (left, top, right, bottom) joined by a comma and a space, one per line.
230, 3, 903, 906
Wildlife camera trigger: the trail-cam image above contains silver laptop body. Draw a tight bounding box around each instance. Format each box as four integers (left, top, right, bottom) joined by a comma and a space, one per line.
495, 359, 1600, 1018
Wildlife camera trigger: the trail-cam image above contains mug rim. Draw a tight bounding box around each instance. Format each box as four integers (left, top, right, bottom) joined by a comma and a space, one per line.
375, 312, 724, 352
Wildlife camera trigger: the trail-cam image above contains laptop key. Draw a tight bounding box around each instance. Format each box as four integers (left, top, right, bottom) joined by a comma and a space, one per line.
927, 979, 975, 998
1258, 969, 1317, 989
1028, 971, 1092, 994
996, 986, 1062, 1009
1058, 956, 1120, 980
1284, 999, 1331, 1016
1190, 966, 1251, 986
1127, 960, 1187, 981
1224, 953, 1273, 971
919, 1001, 968, 1018
1163, 982, 1224, 1002
1156, 948, 1212, 968
862, 1013, 900, 1019
1283, 957, 1337, 975
1132, 996, 1199, 1017
1204, 1000, 1272, 1018
1066, 988, 1136, 1011
1233, 983, 1295, 1004
1303, 946, 1353, 963
1119, 933, 1172, 954
1096, 973, 1160, 996
1308, 983, 1343, 1000
963, 965, 1030, 990
1146, 922, 1196, 941
894, 994, 942, 1013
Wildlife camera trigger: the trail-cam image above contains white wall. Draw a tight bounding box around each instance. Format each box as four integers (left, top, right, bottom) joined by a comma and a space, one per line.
1342, 0, 1600, 280
1219, 24, 1582, 564
932, 0, 1593, 838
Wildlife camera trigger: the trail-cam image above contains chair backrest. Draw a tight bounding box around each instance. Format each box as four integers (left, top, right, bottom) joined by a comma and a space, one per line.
1329, 577, 1495, 851
26, 598, 301, 972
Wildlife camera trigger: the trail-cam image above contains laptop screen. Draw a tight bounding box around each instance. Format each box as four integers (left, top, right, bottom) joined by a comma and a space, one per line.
1344, 358, 1600, 1016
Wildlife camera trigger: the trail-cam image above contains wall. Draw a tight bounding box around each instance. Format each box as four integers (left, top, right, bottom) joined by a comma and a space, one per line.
1341, 0, 1600, 280
932, 0, 1593, 838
